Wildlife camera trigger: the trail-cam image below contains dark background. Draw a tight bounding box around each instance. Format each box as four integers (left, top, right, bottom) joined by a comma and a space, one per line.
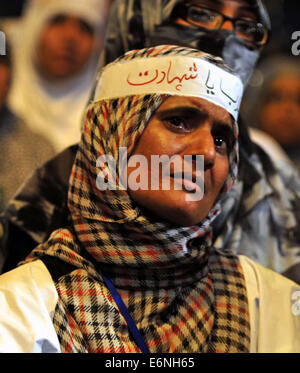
0, 0, 299, 57
0, 0, 25, 17
262, 0, 300, 58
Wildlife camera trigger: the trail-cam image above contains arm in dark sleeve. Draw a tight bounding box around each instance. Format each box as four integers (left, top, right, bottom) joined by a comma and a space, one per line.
0, 145, 77, 274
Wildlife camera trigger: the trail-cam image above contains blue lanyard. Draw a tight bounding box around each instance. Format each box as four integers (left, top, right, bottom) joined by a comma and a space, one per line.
100, 271, 151, 354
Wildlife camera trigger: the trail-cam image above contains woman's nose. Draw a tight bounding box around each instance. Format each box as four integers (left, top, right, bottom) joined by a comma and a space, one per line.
188, 127, 216, 170
221, 19, 235, 31
62, 19, 81, 41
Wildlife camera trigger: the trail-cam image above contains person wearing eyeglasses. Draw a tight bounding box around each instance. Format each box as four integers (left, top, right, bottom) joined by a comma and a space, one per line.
1, 0, 300, 291
101, 0, 270, 86
172, 1, 269, 48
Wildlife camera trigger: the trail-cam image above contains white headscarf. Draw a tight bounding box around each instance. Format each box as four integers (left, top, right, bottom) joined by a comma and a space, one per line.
8, 0, 110, 152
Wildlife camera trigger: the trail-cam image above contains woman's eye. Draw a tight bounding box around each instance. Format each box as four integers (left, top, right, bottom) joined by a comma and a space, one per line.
266, 92, 284, 103
190, 9, 216, 24
79, 20, 94, 35
164, 116, 190, 131
214, 137, 225, 146
49, 15, 66, 25
212, 124, 235, 154
214, 136, 230, 154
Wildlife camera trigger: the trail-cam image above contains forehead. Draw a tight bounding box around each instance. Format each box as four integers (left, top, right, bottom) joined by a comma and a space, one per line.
47, 14, 91, 24
270, 74, 300, 90
187, 0, 252, 6
156, 95, 232, 124
185, 0, 257, 16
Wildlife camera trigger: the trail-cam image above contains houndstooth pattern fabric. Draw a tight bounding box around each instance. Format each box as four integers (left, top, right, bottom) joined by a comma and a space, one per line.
25, 46, 249, 352
28, 230, 250, 353
52, 295, 88, 353
70, 45, 239, 226
207, 251, 250, 352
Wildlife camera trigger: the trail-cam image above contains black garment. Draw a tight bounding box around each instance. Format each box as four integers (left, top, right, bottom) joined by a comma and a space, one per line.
0, 145, 76, 272
0, 105, 55, 209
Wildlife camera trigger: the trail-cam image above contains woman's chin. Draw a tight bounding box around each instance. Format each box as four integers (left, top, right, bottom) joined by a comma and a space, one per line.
132, 189, 211, 227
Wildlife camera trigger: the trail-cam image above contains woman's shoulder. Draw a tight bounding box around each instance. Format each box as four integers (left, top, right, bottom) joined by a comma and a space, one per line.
239, 254, 299, 289
0, 260, 60, 352
0, 259, 56, 293
239, 255, 300, 353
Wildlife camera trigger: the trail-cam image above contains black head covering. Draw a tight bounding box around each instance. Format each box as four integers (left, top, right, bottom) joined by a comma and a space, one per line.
101, 0, 271, 85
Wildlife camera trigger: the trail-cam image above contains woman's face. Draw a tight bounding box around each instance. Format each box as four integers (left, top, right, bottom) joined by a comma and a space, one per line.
127, 96, 234, 226
0, 63, 11, 108
259, 73, 300, 146
174, 0, 260, 49
178, 0, 258, 26
36, 15, 95, 80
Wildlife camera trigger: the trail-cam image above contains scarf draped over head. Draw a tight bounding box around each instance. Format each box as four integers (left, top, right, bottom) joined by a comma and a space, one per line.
26, 45, 250, 353
69, 45, 242, 276
8, 0, 109, 152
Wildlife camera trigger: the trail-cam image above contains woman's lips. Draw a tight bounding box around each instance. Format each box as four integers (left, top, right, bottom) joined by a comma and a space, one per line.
171, 173, 203, 193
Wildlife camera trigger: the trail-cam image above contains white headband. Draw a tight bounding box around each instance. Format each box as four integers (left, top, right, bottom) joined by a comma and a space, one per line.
93, 56, 244, 120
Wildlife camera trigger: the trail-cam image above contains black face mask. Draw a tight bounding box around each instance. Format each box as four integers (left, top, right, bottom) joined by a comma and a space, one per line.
147, 24, 260, 86
147, 23, 258, 156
